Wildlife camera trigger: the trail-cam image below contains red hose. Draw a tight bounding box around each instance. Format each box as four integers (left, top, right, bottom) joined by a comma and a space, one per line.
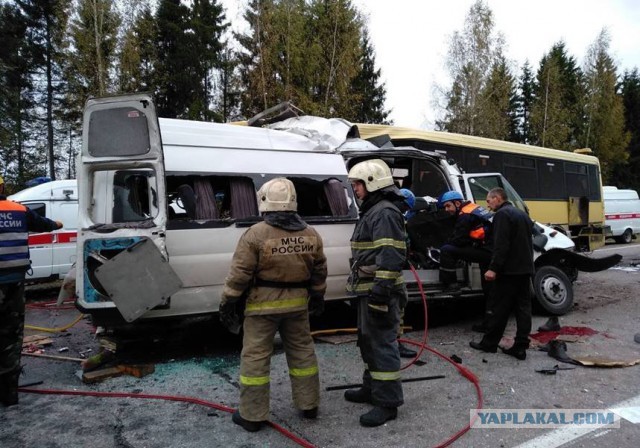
18, 387, 316, 448
398, 264, 484, 447
19, 265, 483, 448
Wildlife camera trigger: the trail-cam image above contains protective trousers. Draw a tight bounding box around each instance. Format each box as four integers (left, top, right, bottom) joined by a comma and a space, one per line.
0, 282, 25, 406
239, 310, 319, 421
439, 244, 491, 285
357, 293, 404, 408
482, 274, 532, 349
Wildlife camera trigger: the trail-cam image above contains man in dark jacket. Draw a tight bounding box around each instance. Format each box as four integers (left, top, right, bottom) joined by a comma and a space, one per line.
1, 176, 63, 406
469, 187, 534, 360
345, 159, 407, 428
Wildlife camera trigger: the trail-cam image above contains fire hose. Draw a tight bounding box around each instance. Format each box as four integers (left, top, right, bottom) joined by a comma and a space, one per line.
19, 264, 484, 448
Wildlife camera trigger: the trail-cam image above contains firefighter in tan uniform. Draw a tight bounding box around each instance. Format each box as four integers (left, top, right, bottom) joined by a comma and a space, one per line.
219, 178, 327, 432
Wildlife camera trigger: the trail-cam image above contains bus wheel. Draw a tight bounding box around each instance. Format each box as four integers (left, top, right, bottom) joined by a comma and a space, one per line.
533, 266, 573, 315
616, 229, 633, 244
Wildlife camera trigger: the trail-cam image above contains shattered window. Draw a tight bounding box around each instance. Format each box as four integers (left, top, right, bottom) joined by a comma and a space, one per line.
112, 170, 155, 222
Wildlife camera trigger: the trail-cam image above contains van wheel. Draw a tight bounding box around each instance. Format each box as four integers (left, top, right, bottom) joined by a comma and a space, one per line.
616, 229, 633, 244
533, 266, 573, 315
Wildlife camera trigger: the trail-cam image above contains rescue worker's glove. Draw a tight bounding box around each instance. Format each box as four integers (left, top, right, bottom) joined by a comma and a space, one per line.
219, 300, 242, 335
308, 293, 325, 316
368, 283, 392, 316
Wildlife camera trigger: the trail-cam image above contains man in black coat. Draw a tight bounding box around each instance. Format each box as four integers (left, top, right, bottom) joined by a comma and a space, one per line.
469, 187, 534, 360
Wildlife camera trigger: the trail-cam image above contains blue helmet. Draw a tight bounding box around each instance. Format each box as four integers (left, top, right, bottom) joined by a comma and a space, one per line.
438, 190, 464, 208
399, 188, 415, 210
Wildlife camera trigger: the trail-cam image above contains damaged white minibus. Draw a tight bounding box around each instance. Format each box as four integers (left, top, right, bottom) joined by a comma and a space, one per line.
76, 94, 620, 327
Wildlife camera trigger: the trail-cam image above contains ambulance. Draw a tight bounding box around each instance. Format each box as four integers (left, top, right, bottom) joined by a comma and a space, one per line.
603, 186, 640, 244
8, 179, 78, 281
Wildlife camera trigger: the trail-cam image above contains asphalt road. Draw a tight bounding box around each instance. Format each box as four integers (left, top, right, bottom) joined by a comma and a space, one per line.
1, 242, 639, 448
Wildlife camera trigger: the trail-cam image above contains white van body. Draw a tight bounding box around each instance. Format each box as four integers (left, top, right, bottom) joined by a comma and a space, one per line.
8, 179, 78, 281
76, 94, 621, 326
603, 186, 640, 244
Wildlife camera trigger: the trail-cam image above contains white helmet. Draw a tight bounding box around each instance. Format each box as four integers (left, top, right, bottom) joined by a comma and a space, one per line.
258, 178, 297, 212
348, 159, 394, 192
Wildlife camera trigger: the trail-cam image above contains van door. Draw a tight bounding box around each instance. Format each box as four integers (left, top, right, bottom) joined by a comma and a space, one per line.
462, 173, 530, 214
78, 94, 174, 321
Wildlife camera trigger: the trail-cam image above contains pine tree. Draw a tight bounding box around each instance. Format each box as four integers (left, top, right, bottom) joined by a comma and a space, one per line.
475, 56, 518, 140
611, 69, 640, 189
582, 29, 630, 181
0, 3, 34, 188
15, 0, 72, 180
117, 1, 158, 93
530, 42, 584, 150
350, 27, 390, 124
516, 61, 535, 144
65, 0, 121, 122
190, 0, 227, 120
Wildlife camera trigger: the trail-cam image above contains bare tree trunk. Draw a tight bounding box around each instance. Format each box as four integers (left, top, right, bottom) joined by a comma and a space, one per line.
92, 0, 105, 95
45, 12, 56, 180
324, 5, 340, 113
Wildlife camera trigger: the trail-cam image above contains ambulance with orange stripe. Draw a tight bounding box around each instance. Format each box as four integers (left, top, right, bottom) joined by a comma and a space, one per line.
8, 179, 78, 281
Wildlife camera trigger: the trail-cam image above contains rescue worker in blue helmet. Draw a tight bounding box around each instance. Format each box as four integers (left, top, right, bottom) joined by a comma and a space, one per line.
346, 159, 407, 427
219, 177, 327, 432
437, 190, 494, 330
1, 175, 63, 406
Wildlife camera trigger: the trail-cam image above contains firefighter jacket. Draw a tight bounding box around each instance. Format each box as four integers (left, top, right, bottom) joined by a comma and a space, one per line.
0, 197, 60, 283
347, 191, 407, 299
221, 213, 327, 316
488, 201, 534, 276
447, 201, 493, 247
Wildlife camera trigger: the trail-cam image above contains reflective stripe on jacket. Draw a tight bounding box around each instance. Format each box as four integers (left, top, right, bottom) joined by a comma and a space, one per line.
0, 200, 30, 276
347, 199, 406, 296
222, 221, 327, 316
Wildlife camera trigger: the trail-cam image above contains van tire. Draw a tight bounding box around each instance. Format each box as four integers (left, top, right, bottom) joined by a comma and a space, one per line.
533, 266, 573, 315
616, 229, 633, 244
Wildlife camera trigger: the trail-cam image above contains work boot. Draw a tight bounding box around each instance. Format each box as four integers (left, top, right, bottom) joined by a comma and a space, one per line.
232, 410, 264, 432
547, 340, 579, 365
469, 340, 497, 353
538, 317, 561, 332
344, 387, 372, 404
359, 406, 397, 427
302, 407, 318, 419
398, 342, 417, 358
501, 346, 527, 360
0, 370, 20, 407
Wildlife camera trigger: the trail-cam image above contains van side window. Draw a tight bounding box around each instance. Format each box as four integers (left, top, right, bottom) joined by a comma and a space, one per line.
26, 203, 46, 218
113, 171, 152, 222
288, 177, 351, 218
167, 175, 259, 225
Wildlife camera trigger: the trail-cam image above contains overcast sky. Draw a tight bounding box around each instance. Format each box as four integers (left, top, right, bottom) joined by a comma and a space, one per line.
223, 0, 640, 129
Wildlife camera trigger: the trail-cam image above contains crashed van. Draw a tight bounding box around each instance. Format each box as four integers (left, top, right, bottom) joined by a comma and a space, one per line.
8, 179, 78, 282
76, 94, 620, 327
